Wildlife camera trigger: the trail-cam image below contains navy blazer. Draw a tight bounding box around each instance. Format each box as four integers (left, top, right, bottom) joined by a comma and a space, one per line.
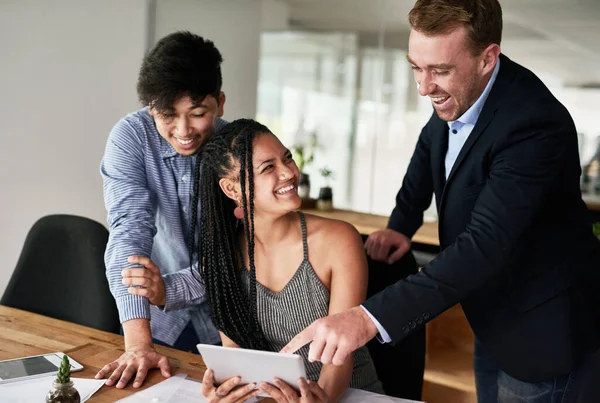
363, 54, 600, 382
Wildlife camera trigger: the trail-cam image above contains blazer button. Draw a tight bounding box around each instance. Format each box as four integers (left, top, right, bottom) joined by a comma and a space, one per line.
422, 312, 430, 320
409, 321, 417, 329
416, 317, 423, 325
402, 325, 410, 334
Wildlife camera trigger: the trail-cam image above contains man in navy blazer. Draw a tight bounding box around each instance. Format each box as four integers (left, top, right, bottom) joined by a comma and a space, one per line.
283, 1, 600, 401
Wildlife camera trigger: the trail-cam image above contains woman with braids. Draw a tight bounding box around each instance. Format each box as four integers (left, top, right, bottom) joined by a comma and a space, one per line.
196, 119, 383, 403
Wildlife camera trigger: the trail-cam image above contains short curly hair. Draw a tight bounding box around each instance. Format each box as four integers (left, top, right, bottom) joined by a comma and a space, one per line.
137, 31, 223, 112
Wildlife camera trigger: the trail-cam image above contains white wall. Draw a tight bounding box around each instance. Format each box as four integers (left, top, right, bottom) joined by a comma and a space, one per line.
0, 0, 147, 295
261, 0, 291, 31
154, 0, 263, 119
0, 0, 267, 297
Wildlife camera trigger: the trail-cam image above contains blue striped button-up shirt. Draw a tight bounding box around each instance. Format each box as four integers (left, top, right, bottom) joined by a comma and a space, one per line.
100, 107, 226, 345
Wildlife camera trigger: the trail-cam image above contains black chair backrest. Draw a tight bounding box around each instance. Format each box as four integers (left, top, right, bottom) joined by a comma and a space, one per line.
362, 234, 425, 401
1, 214, 120, 334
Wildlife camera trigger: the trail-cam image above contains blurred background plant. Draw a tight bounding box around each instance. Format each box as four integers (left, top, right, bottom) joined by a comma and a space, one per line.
292, 132, 318, 173
293, 132, 319, 200
317, 166, 334, 211
319, 167, 334, 186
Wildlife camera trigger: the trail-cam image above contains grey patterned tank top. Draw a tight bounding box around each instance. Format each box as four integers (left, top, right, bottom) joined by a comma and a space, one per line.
241, 212, 383, 393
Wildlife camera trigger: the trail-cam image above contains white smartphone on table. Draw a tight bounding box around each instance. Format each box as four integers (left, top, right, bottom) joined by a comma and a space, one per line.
197, 343, 307, 396
0, 352, 83, 384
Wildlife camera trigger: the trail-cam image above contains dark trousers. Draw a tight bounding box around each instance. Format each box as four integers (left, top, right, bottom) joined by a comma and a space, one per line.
152, 321, 202, 353
362, 234, 426, 401
474, 338, 600, 403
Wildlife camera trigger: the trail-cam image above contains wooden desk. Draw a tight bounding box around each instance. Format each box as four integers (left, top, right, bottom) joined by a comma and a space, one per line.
0, 306, 218, 402
583, 193, 600, 212
304, 194, 600, 244
301, 209, 440, 246
1, 306, 426, 402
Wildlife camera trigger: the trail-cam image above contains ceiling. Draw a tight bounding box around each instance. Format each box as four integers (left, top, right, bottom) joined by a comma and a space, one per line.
277, 0, 600, 88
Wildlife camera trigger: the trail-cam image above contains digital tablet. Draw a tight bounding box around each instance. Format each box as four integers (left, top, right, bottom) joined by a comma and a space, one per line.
0, 352, 83, 384
197, 344, 306, 395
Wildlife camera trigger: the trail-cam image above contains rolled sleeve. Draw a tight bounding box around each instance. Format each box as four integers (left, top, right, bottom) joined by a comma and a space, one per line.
162, 269, 206, 312
116, 294, 151, 323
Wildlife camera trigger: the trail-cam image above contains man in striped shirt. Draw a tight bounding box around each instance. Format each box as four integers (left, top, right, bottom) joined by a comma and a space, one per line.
96, 31, 227, 389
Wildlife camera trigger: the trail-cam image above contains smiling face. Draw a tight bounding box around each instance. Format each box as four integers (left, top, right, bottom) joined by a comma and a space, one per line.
219, 132, 301, 218
250, 133, 301, 216
149, 93, 225, 156
408, 25, 498, 122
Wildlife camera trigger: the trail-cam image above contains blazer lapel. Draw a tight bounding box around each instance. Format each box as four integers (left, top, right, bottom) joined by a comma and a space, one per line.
430, 117, 448, 210
445, 54, 516, 186
445, 107, 495, 185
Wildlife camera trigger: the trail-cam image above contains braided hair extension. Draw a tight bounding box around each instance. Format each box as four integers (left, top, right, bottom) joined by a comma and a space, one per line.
239, 124, 264, 345
197, 119, 272, 350
188, 153, 202, 282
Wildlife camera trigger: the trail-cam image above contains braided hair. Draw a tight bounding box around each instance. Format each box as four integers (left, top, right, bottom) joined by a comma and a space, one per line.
196, 118, 272, 350
188, 152, 202, 283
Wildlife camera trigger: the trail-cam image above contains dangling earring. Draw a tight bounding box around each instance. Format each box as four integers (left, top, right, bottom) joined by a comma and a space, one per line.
234, 198, 244, 220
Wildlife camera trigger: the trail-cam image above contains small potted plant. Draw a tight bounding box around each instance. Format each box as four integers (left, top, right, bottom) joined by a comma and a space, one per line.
46, 355, 80, 403
292, 133, 318, 200
317, 167, 334, 211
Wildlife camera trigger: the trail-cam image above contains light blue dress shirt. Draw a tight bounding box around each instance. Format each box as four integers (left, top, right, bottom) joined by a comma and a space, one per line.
363, 59, 501, 343
101, 107, 226, 345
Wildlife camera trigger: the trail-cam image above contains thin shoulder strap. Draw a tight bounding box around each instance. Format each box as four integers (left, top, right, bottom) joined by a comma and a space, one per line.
298, 211, 308, 261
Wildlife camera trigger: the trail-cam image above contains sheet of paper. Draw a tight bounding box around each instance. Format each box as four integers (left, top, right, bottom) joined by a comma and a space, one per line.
340, 388, 424, 403
115, 374, 422, 403
0, 376, 106, 403
115, 373, 262, 403
115, 373, 187, 402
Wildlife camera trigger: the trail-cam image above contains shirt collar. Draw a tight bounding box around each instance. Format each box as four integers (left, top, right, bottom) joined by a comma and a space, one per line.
139, 107, 179, 159
161, 138, 178, 159
448, 58, 501, 129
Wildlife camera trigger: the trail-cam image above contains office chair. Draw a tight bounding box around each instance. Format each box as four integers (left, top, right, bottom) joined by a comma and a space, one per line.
1, 214, 120, 334
363, 234, 426, 401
